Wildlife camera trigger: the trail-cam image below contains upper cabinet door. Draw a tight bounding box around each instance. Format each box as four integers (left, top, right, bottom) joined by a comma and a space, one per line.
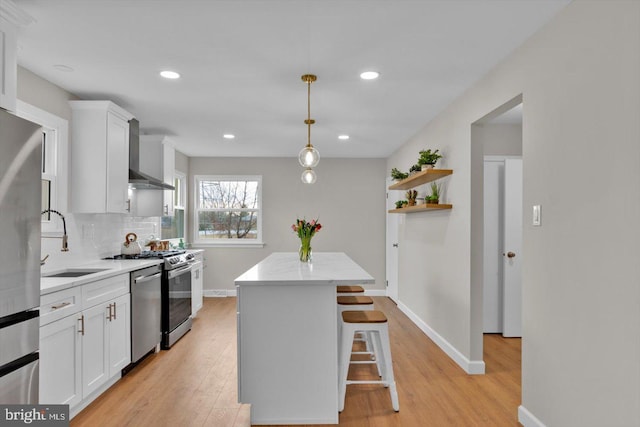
69, 101, 134, 214
0, 17, 17, 112
106, 112, 130, 213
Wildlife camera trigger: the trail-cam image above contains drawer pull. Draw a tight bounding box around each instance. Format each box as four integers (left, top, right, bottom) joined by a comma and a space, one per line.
113, 302, 117, 320
78, 315, 85, 336
107, 303, 113, 320
51, 302, 71, 310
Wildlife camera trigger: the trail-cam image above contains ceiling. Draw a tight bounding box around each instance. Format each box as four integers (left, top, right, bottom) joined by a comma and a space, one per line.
15, 0, 568, 158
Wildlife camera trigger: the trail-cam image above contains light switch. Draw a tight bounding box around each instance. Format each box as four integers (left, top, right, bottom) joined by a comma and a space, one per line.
532, 205, 541, 226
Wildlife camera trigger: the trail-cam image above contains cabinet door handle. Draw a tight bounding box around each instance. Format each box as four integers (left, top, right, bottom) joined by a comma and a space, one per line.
51, 302, 71, 310
78, 315, 85, 336
126, 199, 131, 213
113, 301, 117, 320
164, 204, 169, 215
106, 303, 113, 321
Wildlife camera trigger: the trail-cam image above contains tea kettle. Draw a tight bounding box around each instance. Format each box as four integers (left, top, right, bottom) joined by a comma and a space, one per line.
122, 232, 142, 255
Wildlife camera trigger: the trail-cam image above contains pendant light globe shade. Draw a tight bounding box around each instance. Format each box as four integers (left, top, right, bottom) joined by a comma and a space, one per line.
298, 145, 320, 168
301, 168, 317, 184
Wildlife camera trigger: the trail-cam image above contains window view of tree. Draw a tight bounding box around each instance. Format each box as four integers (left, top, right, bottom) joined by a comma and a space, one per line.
197, 179, 260, 240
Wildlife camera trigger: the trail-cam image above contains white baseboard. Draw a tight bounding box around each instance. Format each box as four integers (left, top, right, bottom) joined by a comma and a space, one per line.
397, 301, 485, 375
518, 406, 546, 427
204, 289, 237, 297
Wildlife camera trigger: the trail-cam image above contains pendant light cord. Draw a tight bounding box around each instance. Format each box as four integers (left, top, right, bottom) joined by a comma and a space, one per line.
307, 80, 312, 148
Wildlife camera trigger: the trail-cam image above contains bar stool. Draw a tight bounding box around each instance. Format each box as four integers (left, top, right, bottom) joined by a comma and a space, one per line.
337, 296, 377, 368
337, 285, 365, 297
338, 310, 399, 412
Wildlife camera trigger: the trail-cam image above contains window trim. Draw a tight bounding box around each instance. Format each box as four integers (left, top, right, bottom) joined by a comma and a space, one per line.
193, 174, 264, 247
16, 100, 69, 235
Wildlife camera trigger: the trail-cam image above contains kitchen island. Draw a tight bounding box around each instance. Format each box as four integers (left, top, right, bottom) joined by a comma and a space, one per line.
235, 252, 374, 425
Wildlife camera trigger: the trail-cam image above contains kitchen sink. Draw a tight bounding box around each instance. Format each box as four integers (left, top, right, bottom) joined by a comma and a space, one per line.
42, 268, 109, 278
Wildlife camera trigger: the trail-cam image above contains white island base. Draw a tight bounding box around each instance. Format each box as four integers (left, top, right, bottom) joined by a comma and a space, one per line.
235, 252, 374, 425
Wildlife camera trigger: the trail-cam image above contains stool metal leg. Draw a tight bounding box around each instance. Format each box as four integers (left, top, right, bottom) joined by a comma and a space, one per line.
379, 325, 399, 411
338, 324, 355, 412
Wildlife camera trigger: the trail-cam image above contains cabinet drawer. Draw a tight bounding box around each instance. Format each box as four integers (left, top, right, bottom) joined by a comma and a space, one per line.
40, 287, 83, 326
82, 274, 129, 309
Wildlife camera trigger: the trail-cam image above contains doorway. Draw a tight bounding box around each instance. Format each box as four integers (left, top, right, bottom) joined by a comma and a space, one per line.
386, 177, 399, 303
469, 95, 523, 372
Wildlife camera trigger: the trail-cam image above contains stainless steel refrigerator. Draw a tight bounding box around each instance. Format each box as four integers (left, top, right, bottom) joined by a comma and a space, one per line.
0, 108, 42, 404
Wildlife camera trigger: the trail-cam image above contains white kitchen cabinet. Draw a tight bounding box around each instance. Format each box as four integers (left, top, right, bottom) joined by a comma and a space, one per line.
39, 273, 131, 415
163, 143, 176, 216
191, 258, 203, 316
108, 293, 131, 376
82, 292, 131, 397
40, 313, 82, 407
69, 101, 134, 213
134, 135, 175, 217
0, 16, 17, 112
81, 300, 109, 397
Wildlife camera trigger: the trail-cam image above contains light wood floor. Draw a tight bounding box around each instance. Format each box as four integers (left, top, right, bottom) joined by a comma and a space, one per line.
70, 297, 521, 427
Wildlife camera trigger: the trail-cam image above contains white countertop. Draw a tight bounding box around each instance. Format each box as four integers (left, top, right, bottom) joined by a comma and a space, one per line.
40, 258, 163, 295
234, 252, 374, 286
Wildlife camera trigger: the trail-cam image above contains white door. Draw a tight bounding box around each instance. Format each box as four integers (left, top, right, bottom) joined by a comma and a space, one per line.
106, 111, 129, 213
483, 160, 503, 332
386, 179, 399, 302
108, 294, 131, 376
39, 314, 82, 407
191, 260, 203, 316
82, 303, 109, 398
502, 158, 523, 337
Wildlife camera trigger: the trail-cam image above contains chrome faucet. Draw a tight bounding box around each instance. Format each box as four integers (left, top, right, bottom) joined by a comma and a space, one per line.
41, 209, 69, 252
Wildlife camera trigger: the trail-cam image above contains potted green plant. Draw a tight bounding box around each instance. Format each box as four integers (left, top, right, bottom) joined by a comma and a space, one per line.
418, 149, 442, 170
406, 189, 417, 206
426, 182, 441, 204
390, 167, 409, 181
395, 200, 408, 209
409, 164, 421, 175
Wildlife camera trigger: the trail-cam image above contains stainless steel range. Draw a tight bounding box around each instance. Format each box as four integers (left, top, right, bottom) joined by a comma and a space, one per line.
161, 252, 194, 348
103, 250, 193, 352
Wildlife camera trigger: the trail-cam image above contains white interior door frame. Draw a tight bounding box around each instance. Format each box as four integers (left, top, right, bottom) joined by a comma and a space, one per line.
502, 158, 523, 337
386, 178, 399, 303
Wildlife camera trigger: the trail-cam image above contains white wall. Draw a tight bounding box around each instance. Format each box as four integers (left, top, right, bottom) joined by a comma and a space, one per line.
188, 157, 386, 294
387, 1, 640, 426
477, 123, 522, 157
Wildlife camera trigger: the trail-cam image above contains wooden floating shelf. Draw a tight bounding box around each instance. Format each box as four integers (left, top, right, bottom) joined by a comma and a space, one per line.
388, 203, 453, 214
388, 169, 453, 190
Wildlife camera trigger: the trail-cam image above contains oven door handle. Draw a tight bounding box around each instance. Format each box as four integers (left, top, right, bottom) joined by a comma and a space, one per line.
168, 265, 192, 279
133, 271, 162, 284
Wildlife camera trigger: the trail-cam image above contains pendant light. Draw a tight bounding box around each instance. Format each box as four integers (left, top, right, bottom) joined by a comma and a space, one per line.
299, 74, 320, 172
301, 167, 317, 184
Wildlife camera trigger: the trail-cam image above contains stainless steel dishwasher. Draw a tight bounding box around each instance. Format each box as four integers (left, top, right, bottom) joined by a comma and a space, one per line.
130, 264, 162, 363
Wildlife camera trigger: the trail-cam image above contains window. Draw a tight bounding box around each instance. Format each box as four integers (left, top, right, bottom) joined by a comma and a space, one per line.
16, 101, 68, 234
161, 171, 186, 240
194, 175, 263, 246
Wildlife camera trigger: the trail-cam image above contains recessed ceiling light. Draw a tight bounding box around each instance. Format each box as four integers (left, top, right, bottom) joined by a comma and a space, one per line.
160, 70, 180, 79
53, 64, 74, 72
338, 135, 350, 140
223, 134, 235, 139
360, 71, 380, 80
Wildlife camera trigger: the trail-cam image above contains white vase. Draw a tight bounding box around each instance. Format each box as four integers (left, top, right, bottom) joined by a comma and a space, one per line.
421, 164, 434, 171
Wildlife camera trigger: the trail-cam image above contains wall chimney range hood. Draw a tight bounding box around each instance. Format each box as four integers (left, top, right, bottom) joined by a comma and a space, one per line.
128, 119, 175, 190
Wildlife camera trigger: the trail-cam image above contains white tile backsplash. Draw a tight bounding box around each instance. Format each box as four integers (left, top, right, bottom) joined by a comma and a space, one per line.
40, 213, 160, 273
